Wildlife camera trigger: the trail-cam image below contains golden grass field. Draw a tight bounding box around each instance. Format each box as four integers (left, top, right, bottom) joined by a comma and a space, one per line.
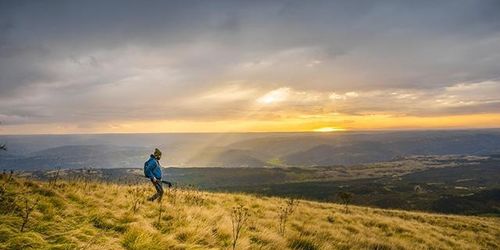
0, 175, 499, 250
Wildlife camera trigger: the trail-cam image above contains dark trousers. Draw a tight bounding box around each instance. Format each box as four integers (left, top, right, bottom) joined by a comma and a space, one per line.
148, 179, 164, 202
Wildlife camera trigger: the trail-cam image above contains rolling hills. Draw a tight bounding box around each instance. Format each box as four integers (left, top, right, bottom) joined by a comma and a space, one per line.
2, 130, 500, 169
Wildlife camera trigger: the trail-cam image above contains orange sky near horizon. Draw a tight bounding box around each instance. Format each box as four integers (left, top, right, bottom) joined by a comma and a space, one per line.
1, 113, 499, 135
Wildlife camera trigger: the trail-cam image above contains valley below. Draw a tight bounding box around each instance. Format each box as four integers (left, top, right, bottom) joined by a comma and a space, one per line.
22, 154, 500, 217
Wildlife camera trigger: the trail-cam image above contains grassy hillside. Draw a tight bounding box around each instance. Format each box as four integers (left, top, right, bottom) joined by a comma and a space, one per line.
0, 175, 499, 249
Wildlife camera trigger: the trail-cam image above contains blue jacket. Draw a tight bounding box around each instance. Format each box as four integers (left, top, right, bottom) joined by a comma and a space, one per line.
144, 155, 162, 180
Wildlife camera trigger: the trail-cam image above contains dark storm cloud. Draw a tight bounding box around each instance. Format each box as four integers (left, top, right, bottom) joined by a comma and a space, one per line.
0, 0, 499, 126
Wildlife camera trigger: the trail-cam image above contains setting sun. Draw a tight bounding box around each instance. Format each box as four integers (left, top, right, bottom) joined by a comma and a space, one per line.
313, 127, 346, 132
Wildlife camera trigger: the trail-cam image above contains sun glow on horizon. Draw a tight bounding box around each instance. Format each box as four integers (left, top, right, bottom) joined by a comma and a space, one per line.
2, 113, 500, 135
313, 127, 347, 132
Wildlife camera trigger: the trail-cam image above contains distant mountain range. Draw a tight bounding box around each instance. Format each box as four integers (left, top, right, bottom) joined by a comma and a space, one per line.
1, 129, 500, 170
0, 145, 148, 170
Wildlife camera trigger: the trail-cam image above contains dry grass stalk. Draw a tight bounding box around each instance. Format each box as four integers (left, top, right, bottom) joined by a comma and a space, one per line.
278, 198, 298, 236
128, 185, 146, 214
20, 196, 39, 232
231, 204, 249, 250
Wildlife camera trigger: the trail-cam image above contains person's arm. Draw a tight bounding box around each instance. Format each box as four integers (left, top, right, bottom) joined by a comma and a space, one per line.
151, 161, 160, 182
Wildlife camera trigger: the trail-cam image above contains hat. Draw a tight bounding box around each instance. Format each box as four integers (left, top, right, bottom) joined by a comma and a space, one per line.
153, 148, 162, 158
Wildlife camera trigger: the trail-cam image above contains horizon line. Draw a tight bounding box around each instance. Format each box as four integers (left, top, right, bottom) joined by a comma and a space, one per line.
1, 127, 499, 137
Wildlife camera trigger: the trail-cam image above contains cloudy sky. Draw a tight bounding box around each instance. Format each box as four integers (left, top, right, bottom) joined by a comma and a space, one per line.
1, 0, 500, 134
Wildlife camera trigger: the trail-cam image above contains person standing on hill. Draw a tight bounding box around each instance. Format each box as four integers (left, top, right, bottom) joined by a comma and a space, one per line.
144, 148, 165, 202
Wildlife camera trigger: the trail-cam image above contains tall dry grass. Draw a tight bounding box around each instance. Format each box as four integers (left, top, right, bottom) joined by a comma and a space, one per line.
0, 174, 499, 249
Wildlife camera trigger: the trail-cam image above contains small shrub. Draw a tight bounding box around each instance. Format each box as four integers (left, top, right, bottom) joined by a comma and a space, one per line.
337, 192, 353, 213
327, 215, 335, 223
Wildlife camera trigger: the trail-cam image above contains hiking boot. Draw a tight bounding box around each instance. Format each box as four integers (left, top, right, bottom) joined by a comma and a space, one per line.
148, 193, 159, 202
